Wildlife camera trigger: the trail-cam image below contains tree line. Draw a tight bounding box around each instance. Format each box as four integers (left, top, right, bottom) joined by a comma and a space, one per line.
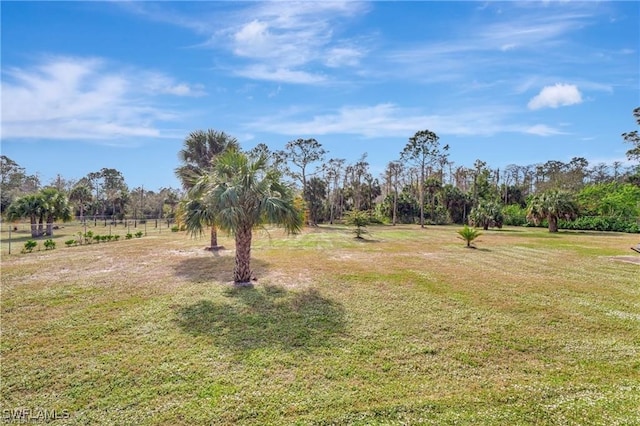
2, 108, 639, 239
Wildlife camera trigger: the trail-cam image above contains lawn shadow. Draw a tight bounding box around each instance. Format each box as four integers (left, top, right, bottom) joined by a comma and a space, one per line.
174, 285, 346, 351
173, 255, 270, 283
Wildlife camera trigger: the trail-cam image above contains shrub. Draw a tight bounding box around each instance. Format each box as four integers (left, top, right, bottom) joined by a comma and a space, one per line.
135, 231, 143, 238
502, 204, 528, 226
171, 225, 180, 232
93, 235, 102, 243
125, 233, 133, 240
23, 240, 37, 253
113, 235, 120, 241
558, 216, 640, 233
84, 231, 94, 244
44, 239, 56, 250
65, 239, 76, 247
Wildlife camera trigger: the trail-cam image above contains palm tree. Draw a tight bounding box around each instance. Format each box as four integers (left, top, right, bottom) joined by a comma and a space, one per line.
69, 184, 92, 223
179, 197, 218, 249
6, 194, 47, 237
186, 150, 302, 284
469, 200, 503, 230
175, 129, 240, 249
40, 188, 72, 236
457, 225, 482, 248
527, 189, 579, 232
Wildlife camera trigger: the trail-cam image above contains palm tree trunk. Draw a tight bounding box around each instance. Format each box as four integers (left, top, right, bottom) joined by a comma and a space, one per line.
210, 225, 218, 248
38, 216, 44, 237
548, 215, 558, 232
30, 216, 38, 238
233, 225, 253, 284
46, 220, 53, 236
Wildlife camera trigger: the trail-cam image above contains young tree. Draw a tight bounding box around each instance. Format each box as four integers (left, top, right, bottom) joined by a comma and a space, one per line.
187, 150, 302, 284
457, 225, 482, 248
344, 209, 370, 239
527, 189, 579, 232
401, 130, 448, 228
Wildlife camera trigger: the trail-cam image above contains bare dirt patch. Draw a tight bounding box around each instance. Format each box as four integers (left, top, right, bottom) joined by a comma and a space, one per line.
608, 255, 640, 265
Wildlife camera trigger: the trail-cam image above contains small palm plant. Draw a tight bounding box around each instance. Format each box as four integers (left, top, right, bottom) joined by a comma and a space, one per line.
457, 225, 482, 248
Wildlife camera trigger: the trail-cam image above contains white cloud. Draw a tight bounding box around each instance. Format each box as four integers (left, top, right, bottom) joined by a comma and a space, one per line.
247, 103, 552, 139
325, 47, 364, 68
235, 65, 326, 85
206, 1, 369, 83
524, 124, 566, 136
1, 56, 197, 140
527, 83, 583, 110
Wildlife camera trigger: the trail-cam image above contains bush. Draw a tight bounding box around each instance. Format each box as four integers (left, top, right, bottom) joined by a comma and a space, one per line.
125, 233, 133, 240
502, 204, 528, 226
558, 216, 640, 233
93, 235, 102, 243
135, 231, 144, 238
113, 235, 120, 241
65, 239, 76, 247
44, 239, 56, 250
171, 225, 180, 232
84, 231, 94, 244
23, 240, 37, 253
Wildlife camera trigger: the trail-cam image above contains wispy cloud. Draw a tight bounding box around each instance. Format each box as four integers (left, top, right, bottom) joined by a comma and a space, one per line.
524, 124, 567, 136
247, 103, 561, 139
124, 1, 370, 85
527, 83, 583, 110
1, 56, 199, 141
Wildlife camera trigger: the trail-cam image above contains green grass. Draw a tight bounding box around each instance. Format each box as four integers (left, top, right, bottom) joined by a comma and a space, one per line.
1, 224, 639, 425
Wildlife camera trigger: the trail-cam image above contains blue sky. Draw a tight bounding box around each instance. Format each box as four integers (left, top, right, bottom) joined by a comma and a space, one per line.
1, 1, 638, 190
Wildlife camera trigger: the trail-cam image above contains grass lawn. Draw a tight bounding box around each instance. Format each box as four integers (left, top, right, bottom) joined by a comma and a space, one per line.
1, 224, 639, 425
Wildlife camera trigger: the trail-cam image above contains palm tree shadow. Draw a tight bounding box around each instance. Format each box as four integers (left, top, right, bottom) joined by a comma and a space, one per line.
172, 255, 270, 283
174, 285, 346, 351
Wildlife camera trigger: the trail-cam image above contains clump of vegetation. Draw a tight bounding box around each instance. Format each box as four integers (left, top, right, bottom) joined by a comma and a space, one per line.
171, 225, 180, 232
84, 231, 94, 244
457, 225, 482, 248
65, 239, 77, 247
22, 240, 37, 253
125, 233, 133, 240
345, 210, 370, 239
135, 231, 144, 238
43, 239, 56, 250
